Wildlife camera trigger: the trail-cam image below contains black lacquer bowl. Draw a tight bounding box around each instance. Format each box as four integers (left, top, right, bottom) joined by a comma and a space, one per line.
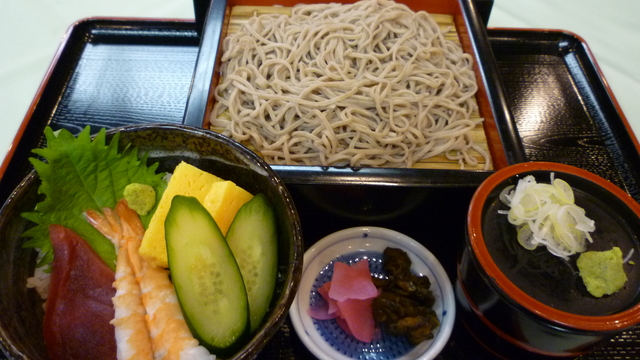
0, 124, 303, 359
457, 161, 640, 358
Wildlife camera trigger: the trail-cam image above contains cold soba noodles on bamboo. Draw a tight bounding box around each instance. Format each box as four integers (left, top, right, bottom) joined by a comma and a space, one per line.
211, 0, 490, 169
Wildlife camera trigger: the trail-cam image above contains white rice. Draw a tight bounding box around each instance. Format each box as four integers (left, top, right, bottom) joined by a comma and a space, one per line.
26, 264, 51, 303
26, 248, 51, 301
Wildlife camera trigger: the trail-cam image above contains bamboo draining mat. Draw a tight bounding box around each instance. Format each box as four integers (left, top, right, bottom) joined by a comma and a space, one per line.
211, 5, 491, 170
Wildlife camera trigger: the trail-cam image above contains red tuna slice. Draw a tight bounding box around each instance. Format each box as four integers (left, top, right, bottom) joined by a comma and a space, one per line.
43, 224, 116, 360
336, 297, 375, 343
328, 260, 377, 301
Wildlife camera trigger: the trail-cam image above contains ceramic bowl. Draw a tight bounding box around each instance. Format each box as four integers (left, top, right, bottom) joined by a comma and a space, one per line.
0, 124, 303, 359
458, 161, 640, 357
289, 226, 455, 360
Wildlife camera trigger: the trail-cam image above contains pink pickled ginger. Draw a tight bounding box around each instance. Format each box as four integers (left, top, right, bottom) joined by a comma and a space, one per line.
329, 260, 378, 301
308, 259, 378, 343
337, 297, 376, 342
307, 282, 339, 320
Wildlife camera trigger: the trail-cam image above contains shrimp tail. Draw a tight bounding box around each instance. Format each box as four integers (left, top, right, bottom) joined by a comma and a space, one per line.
84, 208, 120, 248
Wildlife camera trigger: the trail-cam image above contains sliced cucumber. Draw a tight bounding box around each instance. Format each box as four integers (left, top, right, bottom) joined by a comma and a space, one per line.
165, 195, 248, 354
225, 193, 278, 333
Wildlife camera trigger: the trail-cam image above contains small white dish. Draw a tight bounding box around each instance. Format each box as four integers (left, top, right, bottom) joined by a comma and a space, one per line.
289, 226, 455, 360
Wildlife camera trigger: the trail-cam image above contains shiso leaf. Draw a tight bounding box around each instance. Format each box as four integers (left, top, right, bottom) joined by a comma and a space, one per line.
21, 126, 166, 269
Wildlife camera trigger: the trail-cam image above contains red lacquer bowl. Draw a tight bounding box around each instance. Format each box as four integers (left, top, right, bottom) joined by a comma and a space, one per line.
457, 161, 640, 358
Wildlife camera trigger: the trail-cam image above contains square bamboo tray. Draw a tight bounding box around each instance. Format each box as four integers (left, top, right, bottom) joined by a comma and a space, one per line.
183, 0, 525, 185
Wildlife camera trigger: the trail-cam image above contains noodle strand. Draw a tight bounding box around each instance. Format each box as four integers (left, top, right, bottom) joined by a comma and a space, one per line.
212, 0, 489, 168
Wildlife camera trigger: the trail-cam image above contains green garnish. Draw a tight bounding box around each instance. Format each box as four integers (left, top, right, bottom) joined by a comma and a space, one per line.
21, 126, 167, 269
123, 183, 157, 216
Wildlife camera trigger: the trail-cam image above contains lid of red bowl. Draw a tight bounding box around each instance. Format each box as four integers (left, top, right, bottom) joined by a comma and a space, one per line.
468, 161, 640, 332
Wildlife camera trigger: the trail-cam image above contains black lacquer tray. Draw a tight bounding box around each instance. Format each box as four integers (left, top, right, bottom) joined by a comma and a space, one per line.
0, 18, 201, 205
488, 28, 640, 203
1, 18, 639, 360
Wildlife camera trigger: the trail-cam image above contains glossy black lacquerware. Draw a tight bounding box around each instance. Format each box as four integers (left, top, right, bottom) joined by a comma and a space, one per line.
488, 29, 640, 202
0, 19, 201, 207
483, 172, 640, 316
460, 162, 640, 358
2, 14, 640, 360
0, 125, 303, 360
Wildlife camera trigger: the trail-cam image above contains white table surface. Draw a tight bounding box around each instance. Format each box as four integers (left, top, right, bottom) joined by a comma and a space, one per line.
1, 0, 639, 168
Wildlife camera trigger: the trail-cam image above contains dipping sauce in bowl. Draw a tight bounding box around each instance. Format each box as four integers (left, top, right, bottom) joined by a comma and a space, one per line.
458, 161, 640, 357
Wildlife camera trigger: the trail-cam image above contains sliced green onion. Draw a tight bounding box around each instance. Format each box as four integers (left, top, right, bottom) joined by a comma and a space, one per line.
553, 178, 575, 204
499, 174, 595, 259
517, 224, 537, 250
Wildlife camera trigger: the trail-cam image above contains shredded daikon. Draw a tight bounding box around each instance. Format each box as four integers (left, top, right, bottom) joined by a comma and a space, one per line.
499, 173, 595, 259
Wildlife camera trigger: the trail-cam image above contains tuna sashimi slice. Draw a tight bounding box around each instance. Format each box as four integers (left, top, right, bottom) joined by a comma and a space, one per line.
328, 260, 378, 301
336, 298, 376, 343
43, 224, 117, 360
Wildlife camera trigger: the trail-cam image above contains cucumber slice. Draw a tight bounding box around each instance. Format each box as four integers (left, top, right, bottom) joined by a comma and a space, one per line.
165, 195, 249, 354
226, 193, 278, 333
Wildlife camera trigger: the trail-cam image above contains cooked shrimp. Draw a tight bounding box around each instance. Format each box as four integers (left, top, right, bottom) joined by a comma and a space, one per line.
87, 200, 215, 360
85, 206, 154, 360
112, 243, 155, 360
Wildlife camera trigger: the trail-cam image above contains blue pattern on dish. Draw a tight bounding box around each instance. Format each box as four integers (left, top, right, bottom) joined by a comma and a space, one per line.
309, 250, 415, 359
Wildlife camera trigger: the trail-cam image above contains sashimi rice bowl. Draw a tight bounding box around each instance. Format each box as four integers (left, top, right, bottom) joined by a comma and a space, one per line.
0, 124, 303, 360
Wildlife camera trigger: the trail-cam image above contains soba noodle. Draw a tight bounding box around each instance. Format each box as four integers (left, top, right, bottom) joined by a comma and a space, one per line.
211, 0, 489, 168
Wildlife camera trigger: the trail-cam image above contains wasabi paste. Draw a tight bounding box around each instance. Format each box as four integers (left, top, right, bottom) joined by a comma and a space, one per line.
577, 247, 627, 298
123, 183, 156, 216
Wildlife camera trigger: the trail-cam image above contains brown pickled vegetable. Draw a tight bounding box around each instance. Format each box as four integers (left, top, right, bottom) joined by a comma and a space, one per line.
372, 247, 439, 345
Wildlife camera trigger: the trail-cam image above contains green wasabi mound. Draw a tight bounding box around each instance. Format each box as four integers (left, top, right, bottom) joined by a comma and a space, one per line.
124, 183, 156, 216
577, 247, 627, 298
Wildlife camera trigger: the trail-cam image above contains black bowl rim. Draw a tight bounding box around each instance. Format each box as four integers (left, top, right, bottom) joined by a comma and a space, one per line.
467, 161, 640, 332
107, 124, 304, 359
0, 123, 304, 360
